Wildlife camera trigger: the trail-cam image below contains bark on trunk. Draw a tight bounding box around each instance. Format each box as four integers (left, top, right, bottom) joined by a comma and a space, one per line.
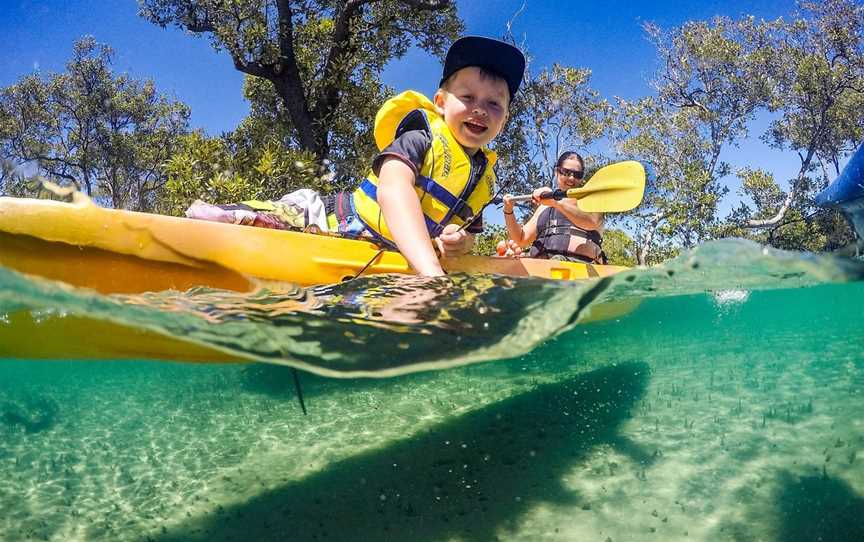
744, 146, 817, 229
636, 211, 665, 265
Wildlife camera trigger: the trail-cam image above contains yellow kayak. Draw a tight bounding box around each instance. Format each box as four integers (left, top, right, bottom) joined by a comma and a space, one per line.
0, 196, 627, 294
1, 163, 647, 370
0, 196, 639, 367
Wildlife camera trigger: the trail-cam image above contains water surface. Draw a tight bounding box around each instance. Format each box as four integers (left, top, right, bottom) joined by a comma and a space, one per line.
1, 239, 862, 541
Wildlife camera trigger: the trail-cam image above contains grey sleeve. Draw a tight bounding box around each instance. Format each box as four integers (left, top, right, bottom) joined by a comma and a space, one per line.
371, 130, 432, 177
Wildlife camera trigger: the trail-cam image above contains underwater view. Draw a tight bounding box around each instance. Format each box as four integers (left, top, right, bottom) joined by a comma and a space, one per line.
1, 239, 863, 541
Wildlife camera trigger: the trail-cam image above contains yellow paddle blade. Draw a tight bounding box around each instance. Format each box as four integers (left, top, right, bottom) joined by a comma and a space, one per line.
566, 160, 646, 212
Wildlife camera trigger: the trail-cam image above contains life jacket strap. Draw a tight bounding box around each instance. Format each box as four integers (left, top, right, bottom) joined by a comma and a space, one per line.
359, 178, 448, 237
416, 175, 475, 222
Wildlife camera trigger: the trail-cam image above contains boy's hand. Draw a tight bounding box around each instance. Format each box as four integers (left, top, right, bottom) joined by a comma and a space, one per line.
435, 223, 474, 257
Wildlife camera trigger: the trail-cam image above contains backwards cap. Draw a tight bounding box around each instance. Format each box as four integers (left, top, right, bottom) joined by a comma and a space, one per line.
439, 36, 526, 100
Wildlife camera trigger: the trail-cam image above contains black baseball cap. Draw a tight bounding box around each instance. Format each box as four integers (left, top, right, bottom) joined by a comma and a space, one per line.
439, 36, 526, 100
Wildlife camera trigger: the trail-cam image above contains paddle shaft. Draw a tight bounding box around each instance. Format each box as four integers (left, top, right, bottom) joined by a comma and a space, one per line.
506, 189, 568, 204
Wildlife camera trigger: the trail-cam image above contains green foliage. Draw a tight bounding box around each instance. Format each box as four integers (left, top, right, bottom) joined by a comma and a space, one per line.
763, 208, 855, 252
647, 16, 774, 134
612, 16, 779, 264
472, 224, 508, 257
158, 131, 328, 216
0, 37, 190, 210
737, 167, 786, 217
612, 4, 864, 260
614, 97, 729, 264
0, 159, 42, 198
738, 0, 864, 251
761, 0, 864, 158
139, 0, 462, 183
722, 164, 856, 251
230, 73, 383, 191
602, 229, 638, 267
495, 63, 612, 198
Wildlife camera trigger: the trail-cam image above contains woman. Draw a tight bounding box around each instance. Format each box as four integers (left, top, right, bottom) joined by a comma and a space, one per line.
499, 151, 606, 264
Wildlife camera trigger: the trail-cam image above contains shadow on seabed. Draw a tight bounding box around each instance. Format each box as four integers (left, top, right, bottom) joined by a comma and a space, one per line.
154, 361, 653, 542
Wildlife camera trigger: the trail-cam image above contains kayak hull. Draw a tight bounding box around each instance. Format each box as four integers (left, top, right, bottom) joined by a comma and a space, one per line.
0, 311, 245, 364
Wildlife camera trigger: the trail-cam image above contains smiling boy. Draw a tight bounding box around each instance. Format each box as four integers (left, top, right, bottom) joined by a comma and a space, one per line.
338, 36, 525, 276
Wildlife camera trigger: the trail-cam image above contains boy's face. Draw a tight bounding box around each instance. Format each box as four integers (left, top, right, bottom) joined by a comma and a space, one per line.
434, 67, 509, 154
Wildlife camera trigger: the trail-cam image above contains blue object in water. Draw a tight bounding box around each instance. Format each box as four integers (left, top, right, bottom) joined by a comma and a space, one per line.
815, 143, 864, 241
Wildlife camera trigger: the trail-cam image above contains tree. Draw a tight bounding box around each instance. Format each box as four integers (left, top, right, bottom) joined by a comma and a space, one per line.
494, 62, 612, 221
724, 166, 855, 251
157, 130, 326, 216
602, 228, 638, 267
740, 0, 864, 237
139, 0, 462, 178
0, 159, 33, 197
222, 73, 385, 192
613, 17, 773, 264
0, 37, 190, 210
614, 98, 727, 264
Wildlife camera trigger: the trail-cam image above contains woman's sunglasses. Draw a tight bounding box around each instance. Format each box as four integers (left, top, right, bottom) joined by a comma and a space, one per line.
556, 167, 584, 180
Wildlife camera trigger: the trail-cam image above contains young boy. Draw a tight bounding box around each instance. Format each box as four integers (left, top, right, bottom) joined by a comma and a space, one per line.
335, 36, 525, 276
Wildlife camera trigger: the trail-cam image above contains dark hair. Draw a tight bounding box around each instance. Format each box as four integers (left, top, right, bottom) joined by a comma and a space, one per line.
556, 151, 584, 169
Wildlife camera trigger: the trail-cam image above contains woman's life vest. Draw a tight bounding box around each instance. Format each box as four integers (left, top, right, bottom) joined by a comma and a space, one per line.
528, 207, 606, 263
352, 91, 497, 244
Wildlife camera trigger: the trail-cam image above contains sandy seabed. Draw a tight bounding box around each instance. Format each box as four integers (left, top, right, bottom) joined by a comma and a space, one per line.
1, 288, 862, 542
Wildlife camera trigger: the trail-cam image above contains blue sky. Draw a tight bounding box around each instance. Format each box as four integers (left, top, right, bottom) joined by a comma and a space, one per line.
2, 0, 804, 218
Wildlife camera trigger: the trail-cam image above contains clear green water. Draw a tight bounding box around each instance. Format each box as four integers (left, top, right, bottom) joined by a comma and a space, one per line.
1, 239, 863, 541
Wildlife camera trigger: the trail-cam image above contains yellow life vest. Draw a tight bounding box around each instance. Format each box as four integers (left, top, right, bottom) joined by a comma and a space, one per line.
352, 90, 497, 244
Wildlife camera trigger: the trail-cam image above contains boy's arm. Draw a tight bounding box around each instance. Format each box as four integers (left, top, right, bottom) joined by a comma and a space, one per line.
377, 157, 446, 276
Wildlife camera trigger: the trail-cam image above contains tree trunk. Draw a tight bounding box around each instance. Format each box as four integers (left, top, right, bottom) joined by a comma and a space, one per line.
145, 0, 455, 163
637, 212, 664, 265
271, 78, 329, 160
